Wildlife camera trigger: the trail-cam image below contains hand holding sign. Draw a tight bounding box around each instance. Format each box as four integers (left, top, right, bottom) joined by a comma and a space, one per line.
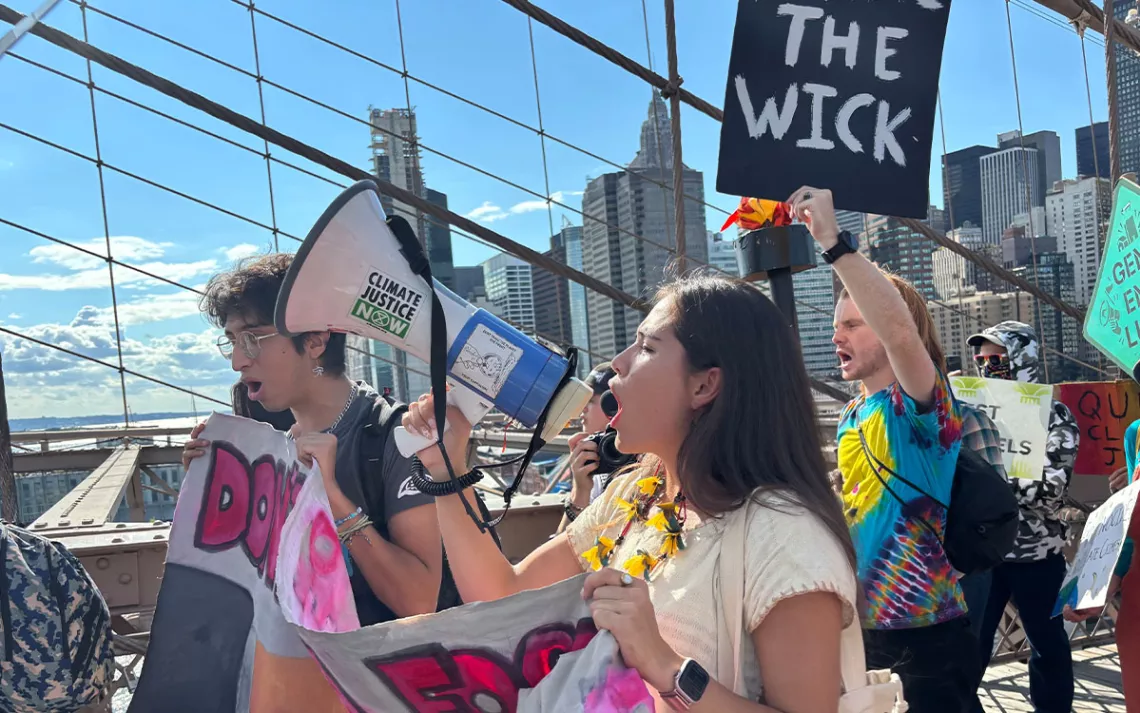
788, 186, 841, 249
717, 0, 953, 218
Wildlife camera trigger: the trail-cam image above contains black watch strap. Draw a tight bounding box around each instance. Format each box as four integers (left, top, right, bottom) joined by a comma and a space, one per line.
822, 230, 856, 264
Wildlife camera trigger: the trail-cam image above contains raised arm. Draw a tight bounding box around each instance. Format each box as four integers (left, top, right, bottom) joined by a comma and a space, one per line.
789, 187, 937, 405
404, 395, 582, 603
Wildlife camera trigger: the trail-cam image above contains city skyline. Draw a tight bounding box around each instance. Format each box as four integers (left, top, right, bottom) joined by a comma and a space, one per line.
0, 0, 1118, 419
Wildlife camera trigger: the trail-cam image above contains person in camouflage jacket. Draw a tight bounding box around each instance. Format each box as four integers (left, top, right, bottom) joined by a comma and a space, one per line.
966, 321, 1076, 713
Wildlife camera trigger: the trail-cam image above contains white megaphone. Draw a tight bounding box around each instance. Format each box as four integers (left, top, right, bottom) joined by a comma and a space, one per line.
274, 180, 593, 458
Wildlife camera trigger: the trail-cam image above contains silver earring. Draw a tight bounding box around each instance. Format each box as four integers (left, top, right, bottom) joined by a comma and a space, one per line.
312, 366, 325, 377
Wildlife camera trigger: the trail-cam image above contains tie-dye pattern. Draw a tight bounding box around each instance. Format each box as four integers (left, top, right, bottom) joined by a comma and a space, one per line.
837, 372, 967, 629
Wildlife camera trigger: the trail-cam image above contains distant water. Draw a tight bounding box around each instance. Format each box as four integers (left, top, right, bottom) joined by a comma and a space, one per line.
11, 412, 208, 434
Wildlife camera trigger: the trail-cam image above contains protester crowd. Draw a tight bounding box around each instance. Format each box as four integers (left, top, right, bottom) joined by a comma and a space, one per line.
6, 185, 1139, 712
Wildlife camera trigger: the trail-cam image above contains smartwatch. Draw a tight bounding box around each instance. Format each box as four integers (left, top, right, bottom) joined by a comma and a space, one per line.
660, 658, 710, 710
821, 229, 858, 264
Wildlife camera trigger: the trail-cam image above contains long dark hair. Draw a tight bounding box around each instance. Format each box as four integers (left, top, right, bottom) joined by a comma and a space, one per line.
643, 271, 856, 571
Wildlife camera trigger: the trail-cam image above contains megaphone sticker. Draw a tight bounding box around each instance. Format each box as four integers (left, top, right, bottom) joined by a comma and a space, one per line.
350, 268, 427, 341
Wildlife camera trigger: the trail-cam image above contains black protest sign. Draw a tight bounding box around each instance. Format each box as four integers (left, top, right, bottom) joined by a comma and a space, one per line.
716, 0, 954, 218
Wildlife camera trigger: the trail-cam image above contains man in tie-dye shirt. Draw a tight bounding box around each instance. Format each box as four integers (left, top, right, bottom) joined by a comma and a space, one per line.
788, 186, 978, 712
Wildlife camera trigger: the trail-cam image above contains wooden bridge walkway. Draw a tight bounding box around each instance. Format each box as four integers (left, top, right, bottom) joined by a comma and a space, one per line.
981, 644, 1126, 711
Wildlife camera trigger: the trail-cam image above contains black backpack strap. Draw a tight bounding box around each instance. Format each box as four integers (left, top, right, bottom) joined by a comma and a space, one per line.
357, 395, 408, 531
852, 401, 945, 544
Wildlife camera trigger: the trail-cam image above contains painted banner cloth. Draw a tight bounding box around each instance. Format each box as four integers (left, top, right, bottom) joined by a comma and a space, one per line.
132, 413, 651, 713
277, 468, 655, 712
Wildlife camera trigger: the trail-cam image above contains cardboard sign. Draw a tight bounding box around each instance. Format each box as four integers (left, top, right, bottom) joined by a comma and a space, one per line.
1084, 177, 1140, 377
716, 0, 954, 218
1054, 480, 1140, 616
276, 472, 653, 712
951, 376, 1052, 479
1056, 381, 1140, 476
129, 414, 343, 713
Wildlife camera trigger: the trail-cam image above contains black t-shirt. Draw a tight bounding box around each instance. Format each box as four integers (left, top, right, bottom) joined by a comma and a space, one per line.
330, 382, 433, 626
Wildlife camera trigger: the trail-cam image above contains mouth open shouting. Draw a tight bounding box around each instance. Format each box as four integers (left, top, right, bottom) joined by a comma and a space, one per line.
836, 349, 854, 375
243, 378, 265, 401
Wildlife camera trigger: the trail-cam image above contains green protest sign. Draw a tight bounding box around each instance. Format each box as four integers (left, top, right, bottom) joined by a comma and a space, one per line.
1085, 177, 1140, 378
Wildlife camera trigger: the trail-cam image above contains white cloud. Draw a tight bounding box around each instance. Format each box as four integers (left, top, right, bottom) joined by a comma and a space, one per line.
465, 201, 509, 223
466, 191, 584, 224
0, 311, 232, 420
30, 237, 171, 270
1, 236, 217, 292
7, 313, 20, 320
224, 243, 261, 262
86, 291, 206, 328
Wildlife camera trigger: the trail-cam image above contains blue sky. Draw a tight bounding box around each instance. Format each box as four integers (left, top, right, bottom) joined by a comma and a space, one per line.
0, 0, 1113, 420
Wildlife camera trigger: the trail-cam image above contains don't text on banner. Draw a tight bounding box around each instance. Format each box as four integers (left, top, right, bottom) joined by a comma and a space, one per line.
128, 414, 343, 713
950, 376, 1051, 479
716, 0, 953, 217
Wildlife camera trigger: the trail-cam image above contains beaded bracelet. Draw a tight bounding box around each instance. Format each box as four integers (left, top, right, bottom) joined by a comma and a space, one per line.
335, 506, 363, 528
338, 514, 373, 544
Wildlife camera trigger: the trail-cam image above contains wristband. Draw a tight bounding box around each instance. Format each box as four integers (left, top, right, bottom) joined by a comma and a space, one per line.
335, 507, 363, 528
563, 499, 584, 522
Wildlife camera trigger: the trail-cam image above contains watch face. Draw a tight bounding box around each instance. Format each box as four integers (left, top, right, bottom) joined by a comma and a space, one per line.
679, 660, 710, 701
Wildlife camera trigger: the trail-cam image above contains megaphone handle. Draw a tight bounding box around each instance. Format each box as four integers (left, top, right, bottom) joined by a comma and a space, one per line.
393, 419, 451, 458
393, 389, 488, 459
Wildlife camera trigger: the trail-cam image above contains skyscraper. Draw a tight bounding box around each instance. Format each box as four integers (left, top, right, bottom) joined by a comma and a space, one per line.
942, 145, 998, 230
425, 188, 455, 291
531, 226, 591, 378
1113, 2, 1140, 177
1047, 176, 1112, 305
981, 143, 1042, 245
706, 231, 740, 277
581, 93, 709, 359
1003, 130, 1062, 205
483, 253, 535, 330
363, 107, 456, 401
930, 290, 1034, 373
1012, 252, 1078, 381
863, 214, 936, 299
1076, 122, 1111, 179
793, 250, 839, 376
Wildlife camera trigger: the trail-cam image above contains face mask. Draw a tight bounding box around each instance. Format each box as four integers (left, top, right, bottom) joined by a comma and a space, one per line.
976, 353, 1012, 379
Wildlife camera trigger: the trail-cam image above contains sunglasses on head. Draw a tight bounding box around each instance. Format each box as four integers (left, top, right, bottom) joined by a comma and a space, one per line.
974, 354, 1010, 368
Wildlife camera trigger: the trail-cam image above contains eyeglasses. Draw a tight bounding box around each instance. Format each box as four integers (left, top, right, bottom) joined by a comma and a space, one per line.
217, 331, 279, 360
974, 354, 1010, 368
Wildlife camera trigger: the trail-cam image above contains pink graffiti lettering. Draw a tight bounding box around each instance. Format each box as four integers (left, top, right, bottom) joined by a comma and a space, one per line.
194, 442, 305, 589
367, 619, 598, 712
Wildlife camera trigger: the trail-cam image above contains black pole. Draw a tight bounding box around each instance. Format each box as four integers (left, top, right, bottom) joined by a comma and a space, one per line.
0, 354, 17, 523
768, 267, 799, 333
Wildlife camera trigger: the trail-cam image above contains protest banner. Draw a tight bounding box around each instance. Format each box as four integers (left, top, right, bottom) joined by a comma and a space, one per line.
716, 0, 953, 217
277, 471, 654, 712
1084, 177, 1140, 379
950, 376, 1051, 479
1053, 480, 1140, 617
128, 414, 343, 713
1056, 380, 1140, 476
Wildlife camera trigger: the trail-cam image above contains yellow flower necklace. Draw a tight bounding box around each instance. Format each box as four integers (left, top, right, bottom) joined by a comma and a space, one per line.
581, 469, 688, 581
